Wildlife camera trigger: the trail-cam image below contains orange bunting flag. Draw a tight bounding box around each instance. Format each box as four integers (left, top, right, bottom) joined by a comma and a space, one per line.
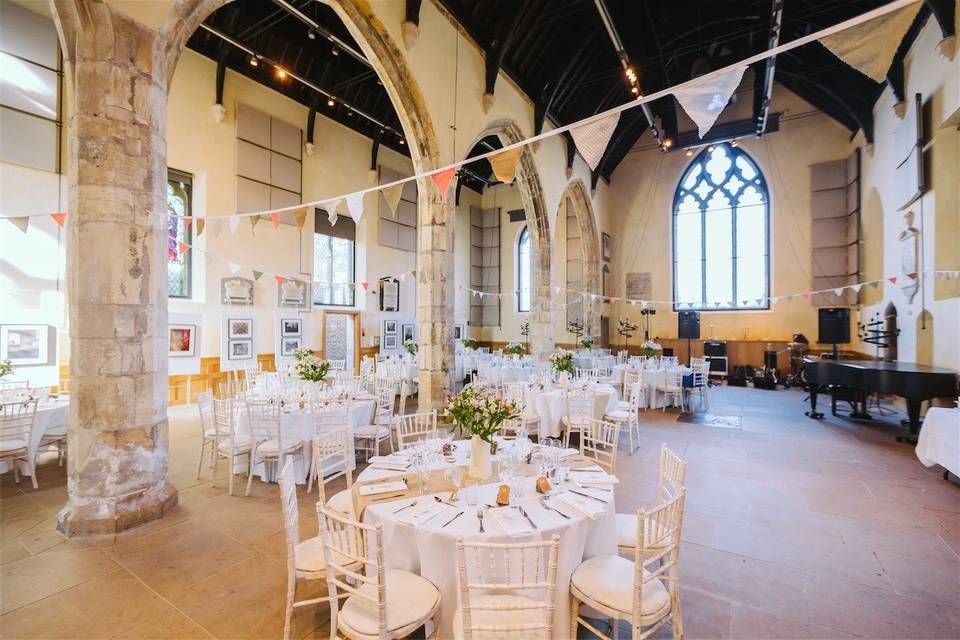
51, 212, 66, 227
178, 241, 190, 255
490, 146, 524, 183
275, 275, 285, 286
183, 217, 192, 228
271, 212, 280, 230
431, 167, 457, 202
293, 207, 308, 229
361, 281, 369, 291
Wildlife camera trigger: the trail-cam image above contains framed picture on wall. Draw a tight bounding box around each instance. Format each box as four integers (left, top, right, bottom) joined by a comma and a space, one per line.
379, 277, 400, 312
280, 337, 301, 356
0, 325, 49, 365
227, 339, 253, 360
168, 324, 196, 357
280, 318, 302, 337
227, 318, 253, 339
454, 325, 465, 341
382, 334, 398, 350
401, 324, 415, 342
602, 232, 612, 262
383, 320, 398, 335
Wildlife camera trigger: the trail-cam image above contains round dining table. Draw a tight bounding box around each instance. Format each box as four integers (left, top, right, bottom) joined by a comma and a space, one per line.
525, 383, 619, 439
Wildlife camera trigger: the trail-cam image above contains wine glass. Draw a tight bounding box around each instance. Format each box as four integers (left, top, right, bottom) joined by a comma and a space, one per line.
445, 466, 464, 505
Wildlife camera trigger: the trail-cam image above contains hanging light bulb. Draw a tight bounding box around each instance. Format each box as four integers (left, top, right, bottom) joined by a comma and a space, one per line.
275, 67, 287, 79
307, 29, 316, 40
249, 56, 258, 67
327, 98, 335, 107
399, 139, 406, 145
685, 148, 694, 157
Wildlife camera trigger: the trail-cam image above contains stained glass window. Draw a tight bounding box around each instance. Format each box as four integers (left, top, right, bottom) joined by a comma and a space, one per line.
167, 169, 192, 299
516, 225, 531, 313
313, 230, 355, 306
673, 144, 769, 310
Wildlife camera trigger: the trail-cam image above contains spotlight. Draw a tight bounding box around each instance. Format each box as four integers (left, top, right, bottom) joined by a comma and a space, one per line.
275, 67, 287, 79
399, 139, 405, 145
707, 145, 715, 153
631, 86, 639, 95
249, 56, 258, 67
662, 138, 673, 149
685, 149, 693, 157
731, 139, 739, 148
327, 98, 335, 107
307, 29, 316, 40
331, 46, 339, 56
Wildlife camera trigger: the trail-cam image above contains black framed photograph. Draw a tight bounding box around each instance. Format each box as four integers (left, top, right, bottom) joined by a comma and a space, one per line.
401, 323, 415, 342
280, 337, 301, 356
227, 339, 253, 360
382, 334, 398, 350
602, 232, 612, 262
379, 277, 400, 312
383, 319, 398, 335
280, 318, 302, 337
227, 318, 253, 339
454, 325, 464, 341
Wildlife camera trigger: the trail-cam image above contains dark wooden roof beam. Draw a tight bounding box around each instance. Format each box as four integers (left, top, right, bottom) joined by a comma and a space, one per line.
925, 0, 956, 59
755, 0, 784, 136
402, 0, 422, 50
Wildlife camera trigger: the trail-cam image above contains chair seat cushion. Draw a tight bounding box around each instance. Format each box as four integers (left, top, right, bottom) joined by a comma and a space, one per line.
604, 410, 632, 422
256, 438, 303, 454
294, 535, 358, 574
354, 424, 391, 439
339, 569, 440, 636
0, 438, 28, 453
615, 400, 632, 411
571, 555, 670, 617
614, 513, 668, 550
326, 489, 353, 516
452, 594, 548, 640
561, 416, 590, 428
217, 435, 252, 452
44, 425, 67, 437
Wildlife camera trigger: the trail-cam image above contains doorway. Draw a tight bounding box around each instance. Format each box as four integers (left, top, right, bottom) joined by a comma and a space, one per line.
319, 310, 361, 373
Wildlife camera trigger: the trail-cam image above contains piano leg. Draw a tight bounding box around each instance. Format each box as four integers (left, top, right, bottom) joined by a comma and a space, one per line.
805, 385, 824, 419
895, 399, 923, 444
849, 390, 872, 421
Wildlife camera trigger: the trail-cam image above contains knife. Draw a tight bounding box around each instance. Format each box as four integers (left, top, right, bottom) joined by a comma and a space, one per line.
568, 488, 609, 504
517, 506, 538, 530
441, 510, 464, 528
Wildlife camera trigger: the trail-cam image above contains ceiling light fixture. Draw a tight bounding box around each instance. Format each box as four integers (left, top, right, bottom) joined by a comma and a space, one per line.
399, 139, 405, 145
307, 29, 316, 40
731, 139, 739, 148
249, 56, 258, 67
331, 47, 339, 56
662, 139, 673, 149
327, 98, 335, 107
685, 149, 694, 157
707, 145, 715, 153
275, 67, 287, 79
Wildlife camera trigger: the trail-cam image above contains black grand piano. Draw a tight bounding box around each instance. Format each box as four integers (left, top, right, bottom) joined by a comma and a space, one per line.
804, 358, 958, 442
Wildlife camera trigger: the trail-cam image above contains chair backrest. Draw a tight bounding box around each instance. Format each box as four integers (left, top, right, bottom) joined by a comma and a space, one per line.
665, 368, 684, 387
374, 387, 395, 426
246, 398, 282, 446
328, 359, 347, 372
502, 382, 528, 410
631, 490, 686, 626
396, 411, 437, 449
564, 390, 594, 421
396, 389, 408, 419
317, 506, 384, 638
622, 381, 642, 410
278, 461, 301, 585
197, 390, 215, 436
658, 443, 687, 502
375, 376, 399, 396
455, 535, 561, 639
310, 409, 352, 502
0, 380, 29, 391
580, 418, 620, 474
575, 367, 600, 381
0, 399, 37, 448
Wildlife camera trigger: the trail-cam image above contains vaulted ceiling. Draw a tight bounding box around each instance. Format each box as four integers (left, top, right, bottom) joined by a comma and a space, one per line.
187, 0, 955, 184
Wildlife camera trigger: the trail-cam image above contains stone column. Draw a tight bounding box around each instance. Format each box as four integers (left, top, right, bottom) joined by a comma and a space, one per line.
416, 181, 455, 410
57, 3, 177, 536
528, 239, 553, 359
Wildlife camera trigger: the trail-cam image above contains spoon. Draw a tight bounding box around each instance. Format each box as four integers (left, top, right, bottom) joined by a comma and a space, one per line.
477, 507, 485, 533
391, 500, 418, 514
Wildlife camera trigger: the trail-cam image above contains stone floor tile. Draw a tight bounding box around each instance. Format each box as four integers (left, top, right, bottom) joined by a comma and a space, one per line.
1, 548, 120, 614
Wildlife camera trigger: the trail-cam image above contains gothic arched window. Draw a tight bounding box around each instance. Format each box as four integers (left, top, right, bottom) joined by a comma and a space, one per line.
516, 225, 531, 312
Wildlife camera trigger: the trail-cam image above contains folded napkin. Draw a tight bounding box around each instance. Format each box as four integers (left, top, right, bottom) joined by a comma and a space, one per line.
358, 480, 408, 496
368, 455, 412, 471
397, 501, 453, 528
486, 506, 535, 537
555, 492, 607, 520
569, 465, 619, 485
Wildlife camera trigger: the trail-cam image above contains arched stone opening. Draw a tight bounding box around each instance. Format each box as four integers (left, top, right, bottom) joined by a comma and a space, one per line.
462, 119, 553, 358
50, 0, 441, 534
560, 179, 602, 339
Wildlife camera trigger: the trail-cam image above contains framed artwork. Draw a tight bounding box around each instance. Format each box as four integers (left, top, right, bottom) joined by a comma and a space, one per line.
383, 320, 398, 335
454, 325, 465, 341
382, 334, 398, 350
278, 279, 311, 310
221, 277, 254, 305
379, 277, 400, 312
0, 325, 48, 365
168, 324, 196, 357
602, 232, 612, 262
401, 323, 415, 342
227, 318, 253, 339
280, 318, 302, 337
280, 337, 302, 356
227, 339, 253, 360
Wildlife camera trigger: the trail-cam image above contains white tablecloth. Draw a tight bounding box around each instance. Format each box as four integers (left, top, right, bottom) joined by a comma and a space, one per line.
362, 477, 617, 636
526, 384, 618, 439
916, 406, 960, 476
0, 398, 68, 477
234, 399, 376, 483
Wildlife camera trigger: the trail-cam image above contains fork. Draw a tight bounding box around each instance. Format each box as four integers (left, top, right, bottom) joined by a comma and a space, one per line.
477, 507, 485, 533
540, 496, 570, 519
391, 500, 418, 514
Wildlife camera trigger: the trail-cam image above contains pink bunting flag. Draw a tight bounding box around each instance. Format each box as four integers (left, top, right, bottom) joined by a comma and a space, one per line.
178, 242, 190, 255
271, 212, 280, 230
888, 276, 898, 285
431, 167, 457, 202
51, 212, 66, 227
275, 275, 285, 286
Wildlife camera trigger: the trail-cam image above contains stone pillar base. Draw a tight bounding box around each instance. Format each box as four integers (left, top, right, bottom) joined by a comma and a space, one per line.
57, 481, 178, 537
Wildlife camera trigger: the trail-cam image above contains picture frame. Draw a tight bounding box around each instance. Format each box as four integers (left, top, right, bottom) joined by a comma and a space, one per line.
280, 318, 302, 337
401, 323, 415, 343
383, 320, 398, 335
454, 325, 464, 341
221, 277, 254, 305
168, 324, 197, 358
602, 232, 612, 262
227, 339, 253, 360
227, 318, 253, 339
379, 277, 400, 312
0, 325, 49, 365
280, 337, 302, 356
277, 279, 311, 310
382, 334, 398, 350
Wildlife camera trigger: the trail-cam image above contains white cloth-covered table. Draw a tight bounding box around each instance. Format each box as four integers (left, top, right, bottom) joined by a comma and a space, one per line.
476, 362, 535, 384
916, 406, 960, 476
526, 384, 618, 439
234, 398, 376, 483
361, 475, 617, 637
0, 398, 68, 477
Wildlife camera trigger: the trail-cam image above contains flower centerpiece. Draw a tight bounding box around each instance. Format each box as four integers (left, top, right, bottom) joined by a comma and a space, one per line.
445, 387, 521, 464
462, 338, 479, 350
549, 349, 575, 376
293, 347, 331, 383
403, 339, 417, 356
640, 340, 663, 358
580, 335, 595, 350
504, 341, 525, 357
0, 360, 13, 380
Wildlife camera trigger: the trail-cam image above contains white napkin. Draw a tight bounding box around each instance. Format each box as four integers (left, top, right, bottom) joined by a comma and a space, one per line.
569, 465, 619, 485
486, 506, 535, 537
368, 455, 411, 471
555, 492, 607, 519
358, 480, 408, 496
397, 501, 453, 528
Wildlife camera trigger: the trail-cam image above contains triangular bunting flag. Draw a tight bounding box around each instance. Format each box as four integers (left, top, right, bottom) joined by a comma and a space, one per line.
674, 66, 747, 139
801, 292, 811, 301
382, 184, 404, 217
51, 212, 66, 227
361, 281, 369, 291
249, 216, 259, 234
833, 287, 845, 297
346, 193, 364, 223
178, 241, 190, 255
325, 200, 340, 226
490, 146, 524, 184
755, 298, 764, 306
196, 219, 205, 236
851, 283, 863, 293
888, 276, 898, 285
570, 112, 621, 171
431, 167, 457, 201
271, 212, 280, 230
6, 217, 29, 233
275, 275, 285, 286
252, 270, 263, 281
210, 218, 222, 237
871, 281, 881, 289
411, 270, 416, 278
293, 207, 307, 230
228, 262, 241, 275
819, 2, 922, 82
228, 216, 240, 235
183, 217, 192, 228
784, 295, 794, 303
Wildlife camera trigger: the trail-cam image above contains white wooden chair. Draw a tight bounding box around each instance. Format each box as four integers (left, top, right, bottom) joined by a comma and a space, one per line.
579, 418, 620, 474
0, 399, 38, 489
562, 390, 595, 449
686, 363, 709, 411
604, 381, 641, 454
195, 390, 225, 479
503, 382, 540, 436
396, 411, 437, 450
0, 379, 29, 391
656, 369, 684, 411
245, 398, 304, 497
328, 359, 347, 373
211, 396, 252, 496
570, 489, 687, 640
355, 387, 395, 460
305, 401, 353, 512
616, 370, 643, 410
453, 535, 561, 639
576, 367, 601, 381
318, 506, 442, 639
616, 444, 687, 555
278, 462, 358, 640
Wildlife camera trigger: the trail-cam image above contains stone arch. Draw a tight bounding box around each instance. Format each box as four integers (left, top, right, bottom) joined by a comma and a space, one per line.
463, 119, 553, 357
50, 0, 444, 534
560, 179, 602, 338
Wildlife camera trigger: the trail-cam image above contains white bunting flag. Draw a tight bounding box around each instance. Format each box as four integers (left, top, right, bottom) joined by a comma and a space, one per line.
346, 193, 364, 223
833, 287, 845, 297
570, 112, 621, 171
819, 2, 922, 82
228, 262, 241, 275
326, 200, 340, 226
228, 216, 240, 235
673, 66, 747, 139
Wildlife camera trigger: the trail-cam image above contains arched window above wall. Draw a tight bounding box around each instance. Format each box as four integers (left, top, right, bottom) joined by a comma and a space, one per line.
516, 225, 531, 313
673, 143, 769, 310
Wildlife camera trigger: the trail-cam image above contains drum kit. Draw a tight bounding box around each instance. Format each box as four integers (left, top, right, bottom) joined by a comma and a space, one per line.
780, 334, 810, 388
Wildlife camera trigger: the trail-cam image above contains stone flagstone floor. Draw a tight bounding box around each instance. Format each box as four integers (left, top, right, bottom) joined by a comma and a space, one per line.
1, 386, 958, 639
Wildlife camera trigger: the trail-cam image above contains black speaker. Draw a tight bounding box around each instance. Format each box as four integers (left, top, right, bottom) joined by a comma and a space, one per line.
678, 311, 700, 339
818, 308, 851, 344
703, 341, 727, 357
